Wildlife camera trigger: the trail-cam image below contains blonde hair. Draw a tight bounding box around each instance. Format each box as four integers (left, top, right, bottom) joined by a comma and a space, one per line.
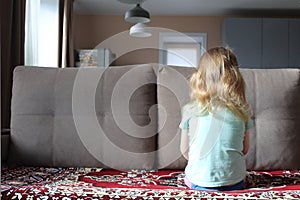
190, 47, 251, 122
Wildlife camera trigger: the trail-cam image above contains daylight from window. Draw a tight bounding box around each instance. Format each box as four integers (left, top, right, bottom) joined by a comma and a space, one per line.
25, 0, 59, 67
159, 33, 207, 68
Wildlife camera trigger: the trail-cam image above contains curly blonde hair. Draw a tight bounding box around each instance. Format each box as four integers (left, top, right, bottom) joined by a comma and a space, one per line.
190, 47, 251, 122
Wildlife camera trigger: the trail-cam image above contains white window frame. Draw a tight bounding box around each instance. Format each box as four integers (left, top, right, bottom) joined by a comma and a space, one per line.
159, 32, 207, 67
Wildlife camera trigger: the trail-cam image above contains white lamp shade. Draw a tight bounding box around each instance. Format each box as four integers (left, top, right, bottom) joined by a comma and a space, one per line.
130, 23, 152, 37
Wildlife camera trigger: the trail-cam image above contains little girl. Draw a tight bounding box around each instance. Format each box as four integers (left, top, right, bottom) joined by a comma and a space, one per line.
179, 47, 253, 191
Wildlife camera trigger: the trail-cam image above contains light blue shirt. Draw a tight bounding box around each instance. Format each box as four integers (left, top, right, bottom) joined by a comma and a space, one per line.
179, 103, 253, 187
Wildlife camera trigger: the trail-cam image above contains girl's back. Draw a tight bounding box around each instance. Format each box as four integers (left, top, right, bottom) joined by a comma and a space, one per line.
180, 47, 253, 191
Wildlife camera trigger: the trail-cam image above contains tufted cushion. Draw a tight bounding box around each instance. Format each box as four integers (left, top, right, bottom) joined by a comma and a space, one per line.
9, 65, 157, 169
156, 65, 193, 169
243, 69, 300, 170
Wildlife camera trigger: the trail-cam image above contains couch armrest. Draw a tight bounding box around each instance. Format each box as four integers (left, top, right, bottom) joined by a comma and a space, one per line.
1, 129, 10, 163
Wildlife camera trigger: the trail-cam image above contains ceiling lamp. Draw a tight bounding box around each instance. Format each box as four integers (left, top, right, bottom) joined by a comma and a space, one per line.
118, 0, 146, 4
129, 23, 151, 37
125, 4, 150, 23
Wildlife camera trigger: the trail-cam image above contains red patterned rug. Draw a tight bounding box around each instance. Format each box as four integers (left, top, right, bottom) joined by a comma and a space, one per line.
1, 167, 300, 199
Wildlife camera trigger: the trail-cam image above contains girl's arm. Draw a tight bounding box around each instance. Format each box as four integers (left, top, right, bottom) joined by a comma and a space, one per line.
180, 129, 189, 160
242, 130, 250, 155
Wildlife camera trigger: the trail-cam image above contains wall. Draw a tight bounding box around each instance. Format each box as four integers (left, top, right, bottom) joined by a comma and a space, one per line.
74, 15, 224, 65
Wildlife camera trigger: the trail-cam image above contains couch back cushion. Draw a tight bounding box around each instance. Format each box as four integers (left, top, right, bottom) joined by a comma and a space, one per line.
245, 69, 300, 170
156, 65, 192, 169
9, 65, 300, 170
157, 66, 300, 170
9, 65, 157, 169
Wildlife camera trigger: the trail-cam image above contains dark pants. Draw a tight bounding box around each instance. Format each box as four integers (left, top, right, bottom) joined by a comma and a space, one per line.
191, 180, 245, 191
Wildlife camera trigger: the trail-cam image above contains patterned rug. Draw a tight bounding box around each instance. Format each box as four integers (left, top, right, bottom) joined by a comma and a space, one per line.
1, 167, 300, 199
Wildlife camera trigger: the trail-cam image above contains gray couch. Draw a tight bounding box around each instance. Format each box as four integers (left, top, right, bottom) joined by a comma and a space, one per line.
4, 64, 300, 171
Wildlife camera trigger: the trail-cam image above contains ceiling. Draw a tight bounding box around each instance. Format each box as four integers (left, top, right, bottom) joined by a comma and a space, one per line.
74, 0, 300, 16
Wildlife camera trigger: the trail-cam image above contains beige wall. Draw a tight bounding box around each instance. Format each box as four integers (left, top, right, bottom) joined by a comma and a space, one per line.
74, 15, 224, 65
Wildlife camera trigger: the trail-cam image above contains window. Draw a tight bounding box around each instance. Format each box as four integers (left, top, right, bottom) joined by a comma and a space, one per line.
159, 32, 207, 67
25, 0, 59, 67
